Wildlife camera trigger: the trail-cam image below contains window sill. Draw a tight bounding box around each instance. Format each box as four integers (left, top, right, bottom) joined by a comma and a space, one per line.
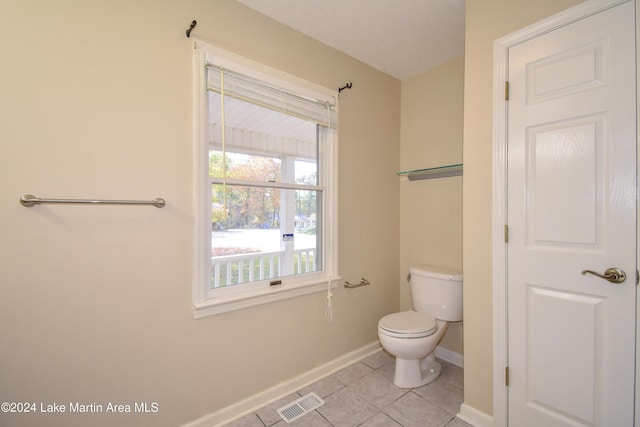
193, 276, 341, 318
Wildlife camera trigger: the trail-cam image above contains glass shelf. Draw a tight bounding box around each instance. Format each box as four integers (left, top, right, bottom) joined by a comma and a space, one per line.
397, 164, 463, 181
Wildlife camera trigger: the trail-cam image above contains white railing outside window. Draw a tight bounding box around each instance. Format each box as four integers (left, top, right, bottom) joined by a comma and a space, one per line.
212, 248, 316, 288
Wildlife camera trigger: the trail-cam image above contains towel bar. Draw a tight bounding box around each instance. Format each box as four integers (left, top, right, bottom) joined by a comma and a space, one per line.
19, 194, 166, 208
344, 278, 370, 289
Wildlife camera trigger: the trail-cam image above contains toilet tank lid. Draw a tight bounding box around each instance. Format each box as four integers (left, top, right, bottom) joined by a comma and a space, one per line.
409, 264, 462, 281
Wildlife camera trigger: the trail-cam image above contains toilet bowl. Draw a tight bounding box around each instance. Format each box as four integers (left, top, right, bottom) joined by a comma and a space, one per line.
377, 265, 462, 388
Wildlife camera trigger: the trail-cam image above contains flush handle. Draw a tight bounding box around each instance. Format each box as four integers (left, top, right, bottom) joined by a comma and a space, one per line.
581, 267, 626, 283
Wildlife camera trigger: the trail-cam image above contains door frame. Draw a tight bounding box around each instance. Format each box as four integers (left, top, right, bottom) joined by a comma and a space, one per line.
491, 1, 637, 426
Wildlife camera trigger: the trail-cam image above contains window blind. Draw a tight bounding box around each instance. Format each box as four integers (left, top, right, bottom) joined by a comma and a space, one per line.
206, 64, 337, 129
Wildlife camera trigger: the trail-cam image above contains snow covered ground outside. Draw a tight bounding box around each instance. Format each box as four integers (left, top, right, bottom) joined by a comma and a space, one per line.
212, 229, 316, 253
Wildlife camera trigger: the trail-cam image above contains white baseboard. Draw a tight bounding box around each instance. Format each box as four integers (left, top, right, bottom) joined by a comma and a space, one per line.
435, 346, 464, 368
457, 403, 494, 427
182, 341, 382, 427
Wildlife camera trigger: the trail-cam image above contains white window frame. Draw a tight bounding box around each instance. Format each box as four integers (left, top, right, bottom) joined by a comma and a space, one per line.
192, 40, 339, 318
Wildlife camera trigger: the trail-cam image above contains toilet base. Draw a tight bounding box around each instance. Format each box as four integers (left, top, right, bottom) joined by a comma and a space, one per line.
393, 353, 441, 388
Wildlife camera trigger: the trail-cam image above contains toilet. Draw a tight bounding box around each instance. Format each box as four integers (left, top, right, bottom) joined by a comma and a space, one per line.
378, 265, 462, 388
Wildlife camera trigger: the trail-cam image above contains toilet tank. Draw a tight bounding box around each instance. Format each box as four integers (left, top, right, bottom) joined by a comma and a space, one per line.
409, 265, 463, 321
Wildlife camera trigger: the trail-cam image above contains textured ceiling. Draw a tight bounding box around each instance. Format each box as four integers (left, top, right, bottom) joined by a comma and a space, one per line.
236, 0, 465, 80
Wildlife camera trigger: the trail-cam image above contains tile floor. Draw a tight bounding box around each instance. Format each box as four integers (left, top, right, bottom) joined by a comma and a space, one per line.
225, 351, 472, 427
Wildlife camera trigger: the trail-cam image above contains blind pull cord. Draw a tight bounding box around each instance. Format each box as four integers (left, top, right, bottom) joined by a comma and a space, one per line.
220, 67, 228, 220
325, 280, 333, 323
324, 102, 334, 324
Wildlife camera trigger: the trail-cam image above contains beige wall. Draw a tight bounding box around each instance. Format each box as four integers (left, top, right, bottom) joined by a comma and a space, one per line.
399, 56, 464, 355
0, 1, 399, 426
462, 0, 585, 416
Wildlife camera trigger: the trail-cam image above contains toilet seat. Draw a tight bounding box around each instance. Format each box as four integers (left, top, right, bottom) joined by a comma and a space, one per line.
378, 311, 437, 338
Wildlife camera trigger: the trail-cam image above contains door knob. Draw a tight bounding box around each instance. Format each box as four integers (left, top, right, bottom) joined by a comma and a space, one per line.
581, 267, 626, 283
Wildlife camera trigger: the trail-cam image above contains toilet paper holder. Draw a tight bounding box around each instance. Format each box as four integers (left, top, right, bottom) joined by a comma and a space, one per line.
344, 278, 370, 289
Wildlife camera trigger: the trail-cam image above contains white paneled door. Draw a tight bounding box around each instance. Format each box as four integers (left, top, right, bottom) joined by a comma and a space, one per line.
506, 1, 636, 426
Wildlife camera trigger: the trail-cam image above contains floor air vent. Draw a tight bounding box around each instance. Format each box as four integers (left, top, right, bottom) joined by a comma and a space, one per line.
277, 392, 325, 423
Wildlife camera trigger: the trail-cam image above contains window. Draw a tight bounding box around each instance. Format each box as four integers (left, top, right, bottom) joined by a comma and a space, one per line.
193, 41, 339, 317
